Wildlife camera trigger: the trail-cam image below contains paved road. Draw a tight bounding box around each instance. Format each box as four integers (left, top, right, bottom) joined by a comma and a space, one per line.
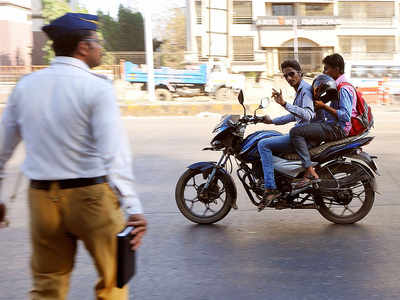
1, 108, 400, 299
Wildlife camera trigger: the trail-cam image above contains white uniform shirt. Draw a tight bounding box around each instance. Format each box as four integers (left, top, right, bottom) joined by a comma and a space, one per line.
0, 57, 143, 214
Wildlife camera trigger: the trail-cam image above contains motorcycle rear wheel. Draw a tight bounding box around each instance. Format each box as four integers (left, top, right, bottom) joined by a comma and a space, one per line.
315, 161, 375, 224
175, 168, 233, 224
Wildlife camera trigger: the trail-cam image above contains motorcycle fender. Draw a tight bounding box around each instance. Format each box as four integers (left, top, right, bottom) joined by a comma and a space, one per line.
344, 153, 379, 193
187, 162, 238, 209
323, 157, 379, 193
346, 152, 379, 175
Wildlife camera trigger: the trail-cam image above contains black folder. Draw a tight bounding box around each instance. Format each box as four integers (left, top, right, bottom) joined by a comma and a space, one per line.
116, 226, 136, 288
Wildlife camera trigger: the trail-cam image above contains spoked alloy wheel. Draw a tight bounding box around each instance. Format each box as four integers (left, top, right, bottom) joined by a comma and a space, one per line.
175, 169, 233, 224
315, 161, 375, 224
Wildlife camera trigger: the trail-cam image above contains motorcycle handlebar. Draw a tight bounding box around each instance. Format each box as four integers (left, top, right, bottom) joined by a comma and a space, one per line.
239, 115, 264, 124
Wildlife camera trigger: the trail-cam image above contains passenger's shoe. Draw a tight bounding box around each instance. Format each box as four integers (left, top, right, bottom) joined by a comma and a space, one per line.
257, 189, 281, 211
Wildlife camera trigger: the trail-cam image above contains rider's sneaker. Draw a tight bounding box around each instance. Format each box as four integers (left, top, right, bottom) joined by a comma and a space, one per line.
257, 189, 281, 211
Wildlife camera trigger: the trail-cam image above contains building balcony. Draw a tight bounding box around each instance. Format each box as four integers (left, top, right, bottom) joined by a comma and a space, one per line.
339, 18, 394, 28
256, 16, 339, 27
233, 16, 253, 24
342, 52, 395, 61
233, 53, 254, 61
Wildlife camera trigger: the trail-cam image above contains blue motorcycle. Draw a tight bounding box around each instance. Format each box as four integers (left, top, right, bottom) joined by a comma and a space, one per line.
175, 91, 379, 224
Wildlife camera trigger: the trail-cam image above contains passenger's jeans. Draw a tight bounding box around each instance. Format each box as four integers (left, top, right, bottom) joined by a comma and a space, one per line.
289, 122, 347, 168
257, 134, 294, 190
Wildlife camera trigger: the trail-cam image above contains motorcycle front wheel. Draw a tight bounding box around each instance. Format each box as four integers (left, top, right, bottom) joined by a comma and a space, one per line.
315, 161, 375, 224
175, 168, 234, 224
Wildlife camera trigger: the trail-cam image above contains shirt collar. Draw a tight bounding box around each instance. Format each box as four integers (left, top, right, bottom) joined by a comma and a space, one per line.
296, 79, 306, 93
51, 56, 90, 72
335, 74, 347, 85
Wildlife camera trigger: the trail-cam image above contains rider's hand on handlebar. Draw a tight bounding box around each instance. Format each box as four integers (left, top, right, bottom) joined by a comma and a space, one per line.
262, 115, 273, 124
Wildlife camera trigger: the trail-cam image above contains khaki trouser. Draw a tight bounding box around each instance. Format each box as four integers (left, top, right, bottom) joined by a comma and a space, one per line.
28, 182, 127, 300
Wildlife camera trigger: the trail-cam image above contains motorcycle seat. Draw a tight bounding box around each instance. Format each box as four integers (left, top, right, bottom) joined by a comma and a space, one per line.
281, 133, 366, 161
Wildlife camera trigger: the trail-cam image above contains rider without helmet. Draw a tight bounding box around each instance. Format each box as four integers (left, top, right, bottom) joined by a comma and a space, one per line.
312, 74, 338, 103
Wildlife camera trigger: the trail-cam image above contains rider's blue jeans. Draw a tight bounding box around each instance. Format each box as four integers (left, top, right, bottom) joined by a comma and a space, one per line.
257, 134, 294, 190
289, 122, 346, 168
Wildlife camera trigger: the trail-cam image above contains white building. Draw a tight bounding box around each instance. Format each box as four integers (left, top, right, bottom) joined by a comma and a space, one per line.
31, 0, 81, 65
0, 0, 32, 65
31, 0, 46, 64
186, 0, 400, 76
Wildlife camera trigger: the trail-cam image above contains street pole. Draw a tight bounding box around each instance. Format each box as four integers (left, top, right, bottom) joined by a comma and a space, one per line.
144, 2, 156, 102
293, 16, 299, 62
70, 0, 78, 11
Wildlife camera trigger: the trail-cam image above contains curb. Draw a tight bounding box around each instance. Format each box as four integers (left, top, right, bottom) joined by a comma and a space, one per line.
119, 103, 261, 117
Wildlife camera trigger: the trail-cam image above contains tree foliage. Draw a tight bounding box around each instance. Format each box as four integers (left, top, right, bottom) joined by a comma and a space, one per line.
160, 9, 186, 68
41, 2, 159, 65
41, 0, 88, 63
98, 5, 145, 52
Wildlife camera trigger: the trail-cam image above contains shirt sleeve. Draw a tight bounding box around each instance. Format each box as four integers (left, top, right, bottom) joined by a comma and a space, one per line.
90, 84, 143, 215
285, 102, 314, 122
272, 88, 315, 125
336, 87, 353, 124
272, 113, 295, 125
0, 87, 22, 178
286, 88, 315, 121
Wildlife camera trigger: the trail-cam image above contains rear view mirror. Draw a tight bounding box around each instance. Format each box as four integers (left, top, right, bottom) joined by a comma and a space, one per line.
238, 90, 244, 105
260, 97, 271, 108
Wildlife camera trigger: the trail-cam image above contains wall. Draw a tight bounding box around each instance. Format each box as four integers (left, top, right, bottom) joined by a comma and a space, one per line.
0, 2, 32, 65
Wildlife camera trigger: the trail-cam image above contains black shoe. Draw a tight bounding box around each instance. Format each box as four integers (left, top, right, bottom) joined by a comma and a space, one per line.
257, 189, 281, 211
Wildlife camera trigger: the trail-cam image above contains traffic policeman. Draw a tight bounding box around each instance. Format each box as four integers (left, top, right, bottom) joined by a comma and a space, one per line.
0, 13, 147, 300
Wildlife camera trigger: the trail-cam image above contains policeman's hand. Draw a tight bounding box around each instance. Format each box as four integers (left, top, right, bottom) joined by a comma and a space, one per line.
127, 214, 147, 251
0, 203, 8, 229
314, 100, 325, 110
262, 115, 273, 124
271, 88, 285, 106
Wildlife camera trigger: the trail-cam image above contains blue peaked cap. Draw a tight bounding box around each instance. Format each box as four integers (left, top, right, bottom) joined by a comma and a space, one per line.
42, 13, 98, 40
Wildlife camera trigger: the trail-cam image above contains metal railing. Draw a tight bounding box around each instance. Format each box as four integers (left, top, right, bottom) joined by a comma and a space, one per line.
0, 65, 121, 83
342, 52, 395, 61
233, 17, 253, 24
256, 16, 339, 26
233, 53, 255, 61
339, 17, 393, 27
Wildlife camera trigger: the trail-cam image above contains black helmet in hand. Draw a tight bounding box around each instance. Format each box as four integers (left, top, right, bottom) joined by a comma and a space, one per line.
312, 74, 338, 103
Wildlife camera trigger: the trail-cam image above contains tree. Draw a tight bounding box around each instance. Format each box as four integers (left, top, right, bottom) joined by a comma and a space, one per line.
98, 6, 145, 52
160, 8, 186, 68
41, 0, 88, 63
118, 6, 145, 51
41, 2, 154, 64
97, 11, 120, 51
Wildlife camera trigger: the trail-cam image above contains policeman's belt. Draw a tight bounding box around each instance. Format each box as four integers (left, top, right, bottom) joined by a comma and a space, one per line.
30, 176, 107, 190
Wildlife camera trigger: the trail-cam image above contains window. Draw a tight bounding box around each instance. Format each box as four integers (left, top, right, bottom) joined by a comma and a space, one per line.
339, 37, 352, 54
272, 4, 294, 16
366, 37, 395, 53
195, 1, 202, 24
351, 65, 400, 79
196, 36, 202, 56
233, 36, 254, 61
339, 36, 395, 56
233, 1, 252, 24
304, 4, 333, 16
339, 2, 394, 18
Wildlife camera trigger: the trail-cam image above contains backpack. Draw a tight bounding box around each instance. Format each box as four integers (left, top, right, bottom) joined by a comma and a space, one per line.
337, 82, 374, 136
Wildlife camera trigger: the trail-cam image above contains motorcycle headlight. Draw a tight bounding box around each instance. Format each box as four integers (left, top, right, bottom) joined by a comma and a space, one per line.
211, 140, 223, 149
